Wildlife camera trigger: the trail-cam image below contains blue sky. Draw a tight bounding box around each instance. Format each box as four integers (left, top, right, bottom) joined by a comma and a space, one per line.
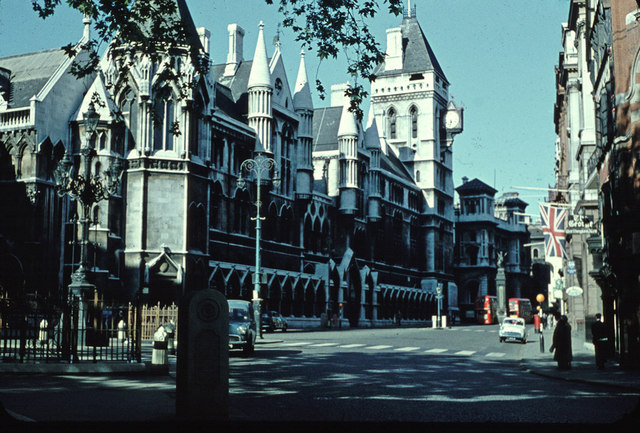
0, 0, 570, 208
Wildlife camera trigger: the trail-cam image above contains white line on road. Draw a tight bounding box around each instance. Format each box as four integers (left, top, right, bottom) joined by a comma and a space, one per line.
278, 342, 311, 346
394, 347, 420, 352
338, 344, 366, 348
453, 350, 476, 356
485, 352, 506, 358
309, 343, 339, 347
365, 345, 393, 350
424, 348, 447, 353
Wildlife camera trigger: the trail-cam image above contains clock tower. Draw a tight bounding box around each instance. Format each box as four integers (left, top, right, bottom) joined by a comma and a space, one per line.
370, 6, 463, 275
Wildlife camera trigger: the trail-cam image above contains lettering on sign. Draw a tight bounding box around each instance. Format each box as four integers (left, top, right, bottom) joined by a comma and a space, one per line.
566, 215, 598, 235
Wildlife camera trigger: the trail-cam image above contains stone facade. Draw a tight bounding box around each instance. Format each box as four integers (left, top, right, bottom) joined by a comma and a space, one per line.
0, 2, 464, 328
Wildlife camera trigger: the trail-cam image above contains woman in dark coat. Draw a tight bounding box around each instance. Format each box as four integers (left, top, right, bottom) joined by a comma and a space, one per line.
550, 313, 572, 370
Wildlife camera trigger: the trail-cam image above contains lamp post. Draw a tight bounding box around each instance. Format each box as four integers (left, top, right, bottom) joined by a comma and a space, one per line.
237, 153, 280, 337
54, 101, 122, 358
54, 101, 122, 294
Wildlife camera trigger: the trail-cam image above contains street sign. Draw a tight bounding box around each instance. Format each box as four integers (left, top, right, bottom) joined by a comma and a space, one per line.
567, 260, 576, 275
566, 286, 583, 297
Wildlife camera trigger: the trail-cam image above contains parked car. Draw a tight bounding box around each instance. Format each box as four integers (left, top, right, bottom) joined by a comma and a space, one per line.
261, 310, 288, 332
499, 316, 528, 344
228, 300, 257, 355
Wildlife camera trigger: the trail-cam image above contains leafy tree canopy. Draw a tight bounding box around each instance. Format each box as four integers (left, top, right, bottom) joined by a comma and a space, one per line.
31, 0, 402, 119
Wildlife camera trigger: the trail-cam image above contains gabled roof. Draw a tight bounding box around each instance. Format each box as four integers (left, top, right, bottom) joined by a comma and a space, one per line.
133, 0, 203, 52
456, 178, 497, 196
373, 16, 447, 81
313, 106, 343, 152
380, 150, 415, 183
0, 49, 69, 108
212, 60, 254, 103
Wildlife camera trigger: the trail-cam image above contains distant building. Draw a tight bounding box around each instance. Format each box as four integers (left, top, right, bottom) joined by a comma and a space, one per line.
454, 178, 532, 318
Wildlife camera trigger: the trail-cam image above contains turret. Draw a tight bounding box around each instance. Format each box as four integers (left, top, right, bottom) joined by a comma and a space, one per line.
365, 107, 382, 221
293, 50, 314, 199
338, 97, 359, 214
247, 22, 273, 154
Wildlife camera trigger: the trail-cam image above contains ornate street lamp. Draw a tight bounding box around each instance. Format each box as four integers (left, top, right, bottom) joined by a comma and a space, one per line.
54, 101, 123, 297
237, 153, 280, 336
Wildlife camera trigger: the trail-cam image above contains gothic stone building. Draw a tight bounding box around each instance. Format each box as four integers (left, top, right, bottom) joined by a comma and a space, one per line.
0, 2, 463, 327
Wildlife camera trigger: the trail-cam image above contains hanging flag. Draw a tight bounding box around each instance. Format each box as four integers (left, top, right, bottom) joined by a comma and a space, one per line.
539, 203, 567, 258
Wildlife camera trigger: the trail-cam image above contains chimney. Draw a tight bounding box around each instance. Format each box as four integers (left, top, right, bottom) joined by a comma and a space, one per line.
227, 24, 244, 65
197, 27, 210, 55
462, 176, 469, 184
330, 83, 350, 107
385, 27, 403, 70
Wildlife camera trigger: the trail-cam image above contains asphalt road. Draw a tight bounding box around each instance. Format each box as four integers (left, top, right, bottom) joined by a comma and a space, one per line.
0, 324, 638, 428
229, 325, 639, 423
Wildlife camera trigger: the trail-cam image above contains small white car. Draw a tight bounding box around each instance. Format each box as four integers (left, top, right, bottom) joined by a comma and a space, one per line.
499, 317, 528, 344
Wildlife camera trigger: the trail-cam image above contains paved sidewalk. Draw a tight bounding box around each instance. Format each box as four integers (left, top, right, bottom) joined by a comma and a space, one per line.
521, 328, 640, 392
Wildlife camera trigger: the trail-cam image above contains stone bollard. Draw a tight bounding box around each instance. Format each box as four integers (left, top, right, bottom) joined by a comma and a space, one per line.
117, 319, 126, 341
151, 325, 169, 375
176, 289, 228, 420
539, 332, 545, 353
39, 319, 49, 344
432, 315, 438, 328
165, 320, 176, 355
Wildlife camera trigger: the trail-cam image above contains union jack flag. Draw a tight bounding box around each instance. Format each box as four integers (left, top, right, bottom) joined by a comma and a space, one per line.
539, 203, 567, 258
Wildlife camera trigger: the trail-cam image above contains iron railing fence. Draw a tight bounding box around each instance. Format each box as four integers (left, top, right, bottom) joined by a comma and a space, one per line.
0, 294, 142, 364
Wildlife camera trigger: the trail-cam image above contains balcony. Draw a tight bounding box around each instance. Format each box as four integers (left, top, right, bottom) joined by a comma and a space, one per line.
0, 107, 33, 131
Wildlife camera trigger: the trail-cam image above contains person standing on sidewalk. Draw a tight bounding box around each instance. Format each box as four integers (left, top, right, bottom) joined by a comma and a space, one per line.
591, 313, 608, 370
550, 312, 573, 370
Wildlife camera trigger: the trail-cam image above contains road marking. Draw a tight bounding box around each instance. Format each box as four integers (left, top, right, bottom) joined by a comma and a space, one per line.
366, 345, 393, 350
453, 350, 476, 356
424, 348, 447, 353
485, 352, 506, 358
338, 344, 366, 348
279, 342, 311, 346
309, 343, 338, 347
394, 346, 420, 352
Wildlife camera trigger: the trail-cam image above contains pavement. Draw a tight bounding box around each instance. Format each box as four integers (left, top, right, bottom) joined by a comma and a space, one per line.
0, 327, 639, 431
520, 327, 640, 393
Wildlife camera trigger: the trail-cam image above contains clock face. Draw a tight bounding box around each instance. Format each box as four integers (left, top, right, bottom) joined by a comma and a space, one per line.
445, 110, 460, 129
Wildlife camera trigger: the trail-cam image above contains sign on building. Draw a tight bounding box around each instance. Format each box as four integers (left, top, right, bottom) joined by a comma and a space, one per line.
566, 215, 598, 235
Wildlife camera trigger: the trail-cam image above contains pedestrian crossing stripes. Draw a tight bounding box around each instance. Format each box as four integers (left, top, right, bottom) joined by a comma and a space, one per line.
453, 350, 476, 356
269, 341, 508, 358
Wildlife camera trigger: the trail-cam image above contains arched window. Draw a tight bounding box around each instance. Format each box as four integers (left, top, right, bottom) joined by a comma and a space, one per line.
119, 87, 138, 152
153, 89, 176, 152
387, 108, 397, 139
410, 106, 418, 138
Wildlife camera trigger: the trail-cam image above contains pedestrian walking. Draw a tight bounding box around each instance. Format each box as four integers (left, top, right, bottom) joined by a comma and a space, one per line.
591, 313, 608, 370
550, 312, 572, 370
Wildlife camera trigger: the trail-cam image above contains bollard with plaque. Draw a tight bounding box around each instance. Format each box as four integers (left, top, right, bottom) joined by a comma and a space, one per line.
176, 288, 229, 419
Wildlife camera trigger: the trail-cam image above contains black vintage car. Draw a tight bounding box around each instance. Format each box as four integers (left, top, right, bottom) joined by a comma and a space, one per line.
261, 310, 288, 333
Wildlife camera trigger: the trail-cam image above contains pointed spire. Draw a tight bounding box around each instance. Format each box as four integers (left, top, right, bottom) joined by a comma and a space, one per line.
293, 50, 313, 110
365, 105, 381, 150
338, 103, 358, 138
248, 21, 272, 89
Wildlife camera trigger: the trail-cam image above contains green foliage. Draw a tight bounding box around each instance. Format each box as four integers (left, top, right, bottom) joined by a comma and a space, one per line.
32, 0, 402, 119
